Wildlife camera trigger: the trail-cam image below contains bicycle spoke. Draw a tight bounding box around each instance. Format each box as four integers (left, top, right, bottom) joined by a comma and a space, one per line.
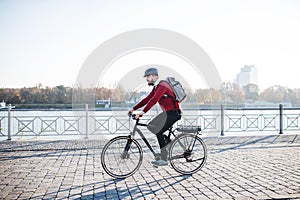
176, 135, 190, 152
101, 136, 143, 178
169, 154, 185, 160
169, 134, 207, 175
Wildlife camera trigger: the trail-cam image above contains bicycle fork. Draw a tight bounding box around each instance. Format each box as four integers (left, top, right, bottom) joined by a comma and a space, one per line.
121, 136, 132, 159
121, 126, 158, 159
121, 121, 138, 159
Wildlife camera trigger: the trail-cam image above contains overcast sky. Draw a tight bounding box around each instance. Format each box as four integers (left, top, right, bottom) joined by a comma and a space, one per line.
0, 0, 300, 91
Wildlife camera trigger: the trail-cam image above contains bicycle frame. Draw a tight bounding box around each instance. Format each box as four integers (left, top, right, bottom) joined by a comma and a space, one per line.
129, 117, 160, 157
127, 115, 197, 159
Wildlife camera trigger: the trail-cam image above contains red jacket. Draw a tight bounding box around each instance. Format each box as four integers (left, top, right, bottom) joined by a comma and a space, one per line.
133, 81, 180, 113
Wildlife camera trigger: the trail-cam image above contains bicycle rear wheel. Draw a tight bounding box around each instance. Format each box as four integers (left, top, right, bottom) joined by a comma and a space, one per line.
169, 133, 207, 175
101, 136, 143, 179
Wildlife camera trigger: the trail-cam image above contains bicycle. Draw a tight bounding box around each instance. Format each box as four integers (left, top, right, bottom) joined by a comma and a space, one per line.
101, 113, 207, 179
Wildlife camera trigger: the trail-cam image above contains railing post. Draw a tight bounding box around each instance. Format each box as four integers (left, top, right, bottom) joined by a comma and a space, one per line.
7, 104, 12, 141
279, 104, 283, 134
85, 104, 89, 139
221, 104, 224, 136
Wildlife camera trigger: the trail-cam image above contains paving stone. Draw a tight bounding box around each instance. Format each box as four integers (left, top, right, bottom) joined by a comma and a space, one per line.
0, 138, 300, 199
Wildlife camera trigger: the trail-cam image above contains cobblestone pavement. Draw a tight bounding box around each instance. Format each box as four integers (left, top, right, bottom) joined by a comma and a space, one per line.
0, 135, 300, 199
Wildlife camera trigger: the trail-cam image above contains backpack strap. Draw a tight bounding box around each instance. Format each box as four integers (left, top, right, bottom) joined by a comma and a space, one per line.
159, 80, 180, 113
164, 94, 179, 111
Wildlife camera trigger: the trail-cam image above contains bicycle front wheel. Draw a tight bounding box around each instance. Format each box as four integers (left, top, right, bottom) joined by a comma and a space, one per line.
101, 136, 143, 179
169, 133, 207, 175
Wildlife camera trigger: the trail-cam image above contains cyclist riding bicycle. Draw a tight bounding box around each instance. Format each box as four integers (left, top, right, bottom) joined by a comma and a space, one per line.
128, 67, 182, 166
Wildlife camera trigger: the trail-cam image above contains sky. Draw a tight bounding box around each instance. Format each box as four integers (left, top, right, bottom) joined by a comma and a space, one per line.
0, 0, 300, 91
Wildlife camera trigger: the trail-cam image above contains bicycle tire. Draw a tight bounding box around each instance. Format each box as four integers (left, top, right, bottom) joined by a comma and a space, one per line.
169, 133, 207, 175
101, 136, 143, 179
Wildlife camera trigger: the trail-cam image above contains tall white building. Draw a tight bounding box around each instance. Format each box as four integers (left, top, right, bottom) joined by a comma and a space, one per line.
235, 65, 258, 88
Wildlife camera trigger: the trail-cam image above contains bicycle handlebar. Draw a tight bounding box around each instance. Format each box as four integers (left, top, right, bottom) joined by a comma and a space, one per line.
128, 112, 142, 121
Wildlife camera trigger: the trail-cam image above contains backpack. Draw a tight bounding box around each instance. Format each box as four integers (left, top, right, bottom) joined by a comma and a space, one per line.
161, 77, 186, 102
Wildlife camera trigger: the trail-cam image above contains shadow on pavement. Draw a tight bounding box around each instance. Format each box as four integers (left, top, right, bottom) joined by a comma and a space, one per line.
212, 135, 300, 153
76, 174, 192, 199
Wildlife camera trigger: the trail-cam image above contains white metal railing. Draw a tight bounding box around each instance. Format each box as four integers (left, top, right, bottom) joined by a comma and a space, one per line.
1, 104, 300, 140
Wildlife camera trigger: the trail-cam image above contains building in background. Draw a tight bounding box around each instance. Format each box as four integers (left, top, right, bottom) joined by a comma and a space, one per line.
235, 65, 258, 88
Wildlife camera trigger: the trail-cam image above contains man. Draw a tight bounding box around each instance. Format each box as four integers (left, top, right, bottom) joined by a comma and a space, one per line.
129, 67, 182, 166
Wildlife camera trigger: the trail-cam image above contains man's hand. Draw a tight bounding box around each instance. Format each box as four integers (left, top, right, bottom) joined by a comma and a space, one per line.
128, 110, 145, 119
135, 114, 141, 119
128, 109, 134, 116
135, 111, 145, 119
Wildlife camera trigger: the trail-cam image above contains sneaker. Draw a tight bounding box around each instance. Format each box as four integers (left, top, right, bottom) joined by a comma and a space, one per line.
152, 159, 168, 166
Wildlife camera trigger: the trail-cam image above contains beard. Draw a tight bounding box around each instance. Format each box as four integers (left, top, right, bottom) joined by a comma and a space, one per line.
147, 78, 156, 86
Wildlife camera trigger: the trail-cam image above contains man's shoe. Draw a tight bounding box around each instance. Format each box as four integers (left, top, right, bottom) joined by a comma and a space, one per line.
152, 159, 168, 166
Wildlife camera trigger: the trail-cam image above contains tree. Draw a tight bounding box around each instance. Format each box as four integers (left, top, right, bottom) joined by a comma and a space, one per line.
95, 87, 112, 100
259, 85, 295, 103
0, 88, 21, 104
183, 87, 193, 102
111, 84, 125, 102
243, 84, 259, 101
20, 88, 34, 103
221, 82, 245, 104
194, 88, 222, 104
294, 89, 300, 104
